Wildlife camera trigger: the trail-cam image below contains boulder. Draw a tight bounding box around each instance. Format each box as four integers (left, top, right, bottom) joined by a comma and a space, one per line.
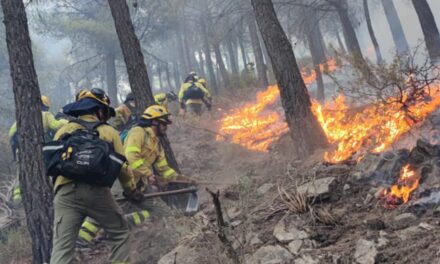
297, 177, 336, 198
248, 245, 293, 264
273, 218, 309, 243
389, 213, 417, 229
354, 239, 377, 264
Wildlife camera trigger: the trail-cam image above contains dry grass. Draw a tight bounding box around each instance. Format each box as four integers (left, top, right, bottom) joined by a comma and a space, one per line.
277, 185, 310, 214
310, 207, 338, 226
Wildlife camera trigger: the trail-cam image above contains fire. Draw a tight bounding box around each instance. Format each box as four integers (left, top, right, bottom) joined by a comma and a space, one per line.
216, 85, 289, 151
380, 164, 420, 208
216, 60, 337, 152
217, 59, 440, 161
311, 86, 440, 162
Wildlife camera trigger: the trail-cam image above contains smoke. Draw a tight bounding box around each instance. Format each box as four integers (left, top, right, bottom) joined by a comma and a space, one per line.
357, 0, 440, 62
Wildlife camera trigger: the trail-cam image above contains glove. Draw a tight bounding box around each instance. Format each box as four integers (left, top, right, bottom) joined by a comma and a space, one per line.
206, 102, 212, 111
123, 188, 144, 203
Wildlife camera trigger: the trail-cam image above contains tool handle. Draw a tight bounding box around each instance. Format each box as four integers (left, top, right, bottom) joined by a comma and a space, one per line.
116, 186, 198, 201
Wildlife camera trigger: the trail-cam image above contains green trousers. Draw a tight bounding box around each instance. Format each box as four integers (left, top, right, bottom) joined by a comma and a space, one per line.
50, 182, 130, 264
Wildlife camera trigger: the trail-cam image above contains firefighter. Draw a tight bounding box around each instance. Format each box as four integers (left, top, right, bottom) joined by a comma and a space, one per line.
50, 88, 141, 264
178, 75, 211, 116
113, 92, 138, 131
9, 96, 68, 204
154, 91, 178, 110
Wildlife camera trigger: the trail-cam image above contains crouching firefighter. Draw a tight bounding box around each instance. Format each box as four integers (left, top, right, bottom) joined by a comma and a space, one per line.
43, 88, 142, 264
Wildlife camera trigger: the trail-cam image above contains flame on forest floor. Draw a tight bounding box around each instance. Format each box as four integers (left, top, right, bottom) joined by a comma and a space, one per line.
217, 60, 440, 162
379, 164, 420, 209
216, 60, 337, 152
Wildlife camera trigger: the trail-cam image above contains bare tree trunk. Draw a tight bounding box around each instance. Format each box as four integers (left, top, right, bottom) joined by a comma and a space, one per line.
165, 63, 174, 91
226, 36, 239, 76
157, 63, 163, 91
334, 0, 363, 56
304, 8, 326, 101
363, 0, 383, 63
248, 15, 269, 89
107, 0, 180, 172
198, 49, 206, 77
381, 0, 410, 56
176, 29, 189, 77
238, 35, 248, 69
412, 0, 440, 62
105, 48, 118, 104
214, 42, 230, 88
173, 60, 180, 91
1, 0, 53, 262
336, 30, 347, 53
201, 24, 218, 94
251, 0, 328, 156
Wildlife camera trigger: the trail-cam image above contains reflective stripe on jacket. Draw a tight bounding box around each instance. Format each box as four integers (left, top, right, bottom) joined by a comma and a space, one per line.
124, 126, 177, 184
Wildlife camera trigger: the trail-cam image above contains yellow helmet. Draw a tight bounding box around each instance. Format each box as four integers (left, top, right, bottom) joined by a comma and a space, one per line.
81, 88, 110, 107
198, 78, 206, 85
41, 95, 51, 107
75, 89, 88, 101
141, 105, 171, 124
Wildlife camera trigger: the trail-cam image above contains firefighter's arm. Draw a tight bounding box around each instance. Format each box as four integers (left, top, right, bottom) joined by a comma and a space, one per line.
124, 127, 154, 183
46, 112, 68, 130
9, 123, 17, 138
113, 107, 126, 130
111, 128, 135, 192
153, 147, 178, 182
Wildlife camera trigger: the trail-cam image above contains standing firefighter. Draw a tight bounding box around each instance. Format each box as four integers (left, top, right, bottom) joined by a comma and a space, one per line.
9, 95, 68, 204
113, 92, 138, 131
178, 75, 212, 116
45, 88, 142, 264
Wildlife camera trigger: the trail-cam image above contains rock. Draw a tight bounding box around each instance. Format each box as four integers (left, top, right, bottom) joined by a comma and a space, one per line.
343, 184, 350, 191
294, 254, 319, 264
419, 222, 435, 231
231, 220, 242, 227
354, 239, 377, 264
363, 194, 373, 205
377, 232, 389, 248
257, 183, 275, 196
397, 226, 421, 240
227, 207, 242, 220
297, 177, 336, 198
374, 188, 385, 199
273, 218, 309, 243
390, 213, 417, 229
287, 240, 303, 255
363, 218, 385, 230
158, 244, 198, 264
248, 245, 293, 264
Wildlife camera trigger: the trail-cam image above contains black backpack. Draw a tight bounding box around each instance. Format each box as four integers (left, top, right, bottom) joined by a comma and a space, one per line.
182, 83, 205, 101
43, 120, 126, 187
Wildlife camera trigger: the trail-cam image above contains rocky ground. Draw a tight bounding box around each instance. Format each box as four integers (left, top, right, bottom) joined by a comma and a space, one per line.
2, 108, 440, 264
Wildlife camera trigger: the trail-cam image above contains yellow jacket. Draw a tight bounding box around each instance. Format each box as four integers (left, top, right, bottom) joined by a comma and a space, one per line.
9, 111, 68, 138
124, 126, 177, 184
113, 103, 132, 130
178, 82, 211, 105
154, 93, 170, 110
53, 114, 135, 192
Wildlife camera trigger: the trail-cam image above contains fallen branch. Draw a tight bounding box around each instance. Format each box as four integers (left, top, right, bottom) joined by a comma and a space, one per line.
206, 188, 240, 264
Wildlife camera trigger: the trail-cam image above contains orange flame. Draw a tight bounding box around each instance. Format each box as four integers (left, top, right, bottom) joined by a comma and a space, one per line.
381, 164, 420, 207
216, 60, 337, 152
217, 60, 440, 162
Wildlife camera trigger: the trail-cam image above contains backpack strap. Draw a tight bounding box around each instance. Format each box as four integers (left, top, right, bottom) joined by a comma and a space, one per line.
70, 119, 106, 131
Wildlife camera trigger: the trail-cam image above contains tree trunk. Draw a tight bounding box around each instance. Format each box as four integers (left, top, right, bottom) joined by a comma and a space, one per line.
251, 0, 328, 156
214, 42, 230, 88
381, 0, 410, 56
165, 63, 173, 91
176, 29, 189, 77
200, 18, 218, 94
1, 0, 54, 262
107, 0, 180, 172
304, 8, 326, 101
238, 35, 248, 69
198, 49, 206, 77
157, 64, 163, 91
336, 30, 347, 53
412, 0, 440, 62
173, 60, 181, 90
226, 36, 239, 76
363, 0, 383, 63
334, 1, 363, 56
105, 48, 118, 104
248, 15, 269, 89
182, 24, 194, 73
